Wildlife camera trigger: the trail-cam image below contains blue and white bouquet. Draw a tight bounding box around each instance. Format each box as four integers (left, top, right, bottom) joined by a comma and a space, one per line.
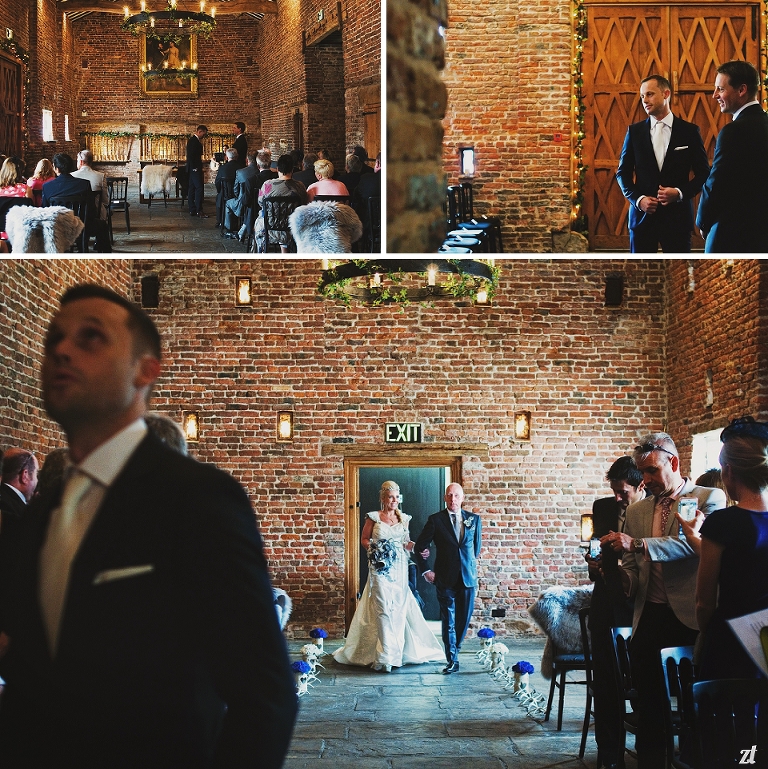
368, 538, 398, 578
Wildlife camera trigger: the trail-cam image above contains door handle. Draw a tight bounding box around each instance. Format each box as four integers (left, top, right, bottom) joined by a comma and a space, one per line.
672, 71, 679, 105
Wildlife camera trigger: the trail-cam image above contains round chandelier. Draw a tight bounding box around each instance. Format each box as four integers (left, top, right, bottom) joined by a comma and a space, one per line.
122, 0, 217, 39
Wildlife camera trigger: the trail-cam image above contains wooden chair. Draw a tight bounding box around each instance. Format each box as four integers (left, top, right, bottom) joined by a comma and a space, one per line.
313, 194, 351, 206
48, 192, 90, 252
544, 639, 587, 731
578, 607, 597, 761
660, 646, 697, 769
216, 178, 236, 229
106, 177, 130, 242
0, 197, 34, 251
457, 182, 504, 252
610, 625, 639, 763
261, 196, 301, 253
365, 195, 381, 253
691, 678, 767, 769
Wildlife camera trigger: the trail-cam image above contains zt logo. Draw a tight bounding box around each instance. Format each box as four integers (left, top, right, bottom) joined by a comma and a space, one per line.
739, 746, 757, 765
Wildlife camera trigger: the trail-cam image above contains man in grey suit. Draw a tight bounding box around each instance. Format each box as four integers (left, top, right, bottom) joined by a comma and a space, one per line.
603, 433, 726, 769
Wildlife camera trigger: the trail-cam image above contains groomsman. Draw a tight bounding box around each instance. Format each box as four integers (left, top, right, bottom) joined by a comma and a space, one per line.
415, 483, 482, 674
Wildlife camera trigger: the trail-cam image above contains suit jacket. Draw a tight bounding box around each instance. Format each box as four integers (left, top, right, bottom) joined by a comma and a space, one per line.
0, 434, 297, 769
233, 134, 247, 165
616, 115, 710, 234
226, 164, 260, 231
696, 103, 768, 252
622, 480, 727, 632
71, 167, 108, 220
292, 168, 317, 189
414, 508, 482, 590
41, 173, 93, 209
186, 134, 204, 172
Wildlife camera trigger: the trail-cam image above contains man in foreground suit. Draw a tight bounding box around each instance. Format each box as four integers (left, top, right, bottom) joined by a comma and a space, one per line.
0, 284, 297, 769
616, 75, 710, 252
586, 456, 645, 769
415, 483, 482, 674
696, 60, 768, 252
225, 150, 260, 240
603, 433, 726, 769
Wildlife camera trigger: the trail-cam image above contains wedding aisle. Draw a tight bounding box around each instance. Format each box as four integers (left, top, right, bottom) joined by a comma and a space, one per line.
283, 636, 626, 769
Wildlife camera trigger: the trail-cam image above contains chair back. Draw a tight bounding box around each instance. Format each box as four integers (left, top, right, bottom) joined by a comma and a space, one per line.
366, 196, 381, 253
48, 192, 90, 252
262, 196, 301, 252
610, 626, 635, 703
660, 646, 697, 767
107, 177, 129, 206
221, 179, 236, 200
459, 182, 475, 220
579, 608, 594, 688
691, 678, 767, 769
0, 197, 34, 233
446, 185, 464, 229
313, 194, 351, 205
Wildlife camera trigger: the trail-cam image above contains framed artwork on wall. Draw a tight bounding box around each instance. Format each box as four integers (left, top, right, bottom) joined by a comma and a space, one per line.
140, 33, 198, 98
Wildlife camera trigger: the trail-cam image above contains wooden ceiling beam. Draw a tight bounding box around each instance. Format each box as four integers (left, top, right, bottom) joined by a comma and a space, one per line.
58, 0, 278, 14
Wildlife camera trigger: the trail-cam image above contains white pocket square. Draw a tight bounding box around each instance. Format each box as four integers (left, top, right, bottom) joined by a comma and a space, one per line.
674, 145, 688, 150
93, 564, 155, 585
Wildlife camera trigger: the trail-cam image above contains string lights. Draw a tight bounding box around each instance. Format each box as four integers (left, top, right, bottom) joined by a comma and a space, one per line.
571, 0, 587, 233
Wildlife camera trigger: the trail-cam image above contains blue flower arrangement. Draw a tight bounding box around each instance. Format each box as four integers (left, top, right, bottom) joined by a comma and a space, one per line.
368, 538, 398, 576
291, 660, 312, 674
309, 628, 328, 639
512, 660, 534, 675
477, 627, 496, 639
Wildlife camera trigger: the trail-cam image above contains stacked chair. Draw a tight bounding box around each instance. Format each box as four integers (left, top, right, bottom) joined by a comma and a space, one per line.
440, 182, 504, 253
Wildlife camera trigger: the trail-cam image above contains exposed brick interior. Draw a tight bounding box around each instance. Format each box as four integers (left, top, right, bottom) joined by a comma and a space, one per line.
1, 258, 766, 639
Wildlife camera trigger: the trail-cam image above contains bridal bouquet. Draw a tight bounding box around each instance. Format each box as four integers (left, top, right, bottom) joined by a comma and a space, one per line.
368, 538, 398, 577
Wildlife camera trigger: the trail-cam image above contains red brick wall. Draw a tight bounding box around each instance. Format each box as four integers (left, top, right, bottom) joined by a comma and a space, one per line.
441, 0, 573, 251
3, 259, 763, 639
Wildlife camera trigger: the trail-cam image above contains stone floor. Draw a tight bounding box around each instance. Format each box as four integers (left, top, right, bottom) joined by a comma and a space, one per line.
284, 635, 639, 769
110, 183, 250, 254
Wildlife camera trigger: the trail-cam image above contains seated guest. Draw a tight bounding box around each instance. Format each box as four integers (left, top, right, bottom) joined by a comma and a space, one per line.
353, 145, 375, 174
290, 148, 304, 173
353, 151, 382, 248
27, 159, 56, 206
315, 149, 339, 179
0, 158, 33, 199
293, 153, 318, 189
338, 154, 363, 195
71, 149, 109, 221
214, 147, 244, 227
256, 150, 278, 189
253, 153, 308, 253
306, 159, 349, 202
224, 150, 260, 241
42, 153, 111, 252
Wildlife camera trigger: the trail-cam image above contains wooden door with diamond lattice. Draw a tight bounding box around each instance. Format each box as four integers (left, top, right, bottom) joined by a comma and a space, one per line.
583, 3, 760, 250
0, 51, 23, 159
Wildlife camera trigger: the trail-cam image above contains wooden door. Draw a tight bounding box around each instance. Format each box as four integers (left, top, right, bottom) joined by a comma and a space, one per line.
0, 51, 23, 159
583, 3, 760, 250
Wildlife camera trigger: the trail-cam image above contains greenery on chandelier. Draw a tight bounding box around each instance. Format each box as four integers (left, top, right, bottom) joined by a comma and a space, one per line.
121, 2, 216, 39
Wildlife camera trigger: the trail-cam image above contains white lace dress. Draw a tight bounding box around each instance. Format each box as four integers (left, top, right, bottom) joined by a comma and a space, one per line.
333, 511, 444, 669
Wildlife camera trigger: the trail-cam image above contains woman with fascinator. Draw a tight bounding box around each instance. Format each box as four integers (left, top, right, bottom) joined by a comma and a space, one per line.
691, 416, 768, 679
333, 481, 443, 672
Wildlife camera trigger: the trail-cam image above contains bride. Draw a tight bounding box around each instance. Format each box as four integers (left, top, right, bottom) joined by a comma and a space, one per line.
333, 480, 444, 672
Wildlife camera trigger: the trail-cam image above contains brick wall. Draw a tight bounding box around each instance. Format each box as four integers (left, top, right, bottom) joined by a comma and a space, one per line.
441, 0, 573, 251
2, 258, 763, 639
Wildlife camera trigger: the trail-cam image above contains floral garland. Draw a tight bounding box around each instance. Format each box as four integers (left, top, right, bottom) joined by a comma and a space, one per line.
142, 69, 199, 81
368, 538, 398, 578
571, 0, 587, 233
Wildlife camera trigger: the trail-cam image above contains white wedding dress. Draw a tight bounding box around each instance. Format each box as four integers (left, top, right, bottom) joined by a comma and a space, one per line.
333, 511, 444, 669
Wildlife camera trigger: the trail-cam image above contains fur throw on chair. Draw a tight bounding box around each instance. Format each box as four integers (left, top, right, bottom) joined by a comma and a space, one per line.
529, 584, 592, 679
141, 164, 173, 198
289, 201, 363, 253
5, 205, 85, 253
273, 588, 292, 631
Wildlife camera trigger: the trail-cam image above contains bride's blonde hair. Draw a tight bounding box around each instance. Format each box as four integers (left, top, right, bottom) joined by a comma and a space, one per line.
379, 481, 401, 514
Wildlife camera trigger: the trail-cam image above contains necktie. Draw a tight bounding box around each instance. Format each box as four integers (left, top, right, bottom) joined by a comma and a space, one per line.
652, 120, 666, 171
40, 470, 93, 655
659, 496, 674, 534
451, 512, 462, 541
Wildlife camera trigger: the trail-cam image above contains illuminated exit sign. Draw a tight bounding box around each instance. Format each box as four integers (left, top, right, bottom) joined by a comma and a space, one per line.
385, 423, 423, 443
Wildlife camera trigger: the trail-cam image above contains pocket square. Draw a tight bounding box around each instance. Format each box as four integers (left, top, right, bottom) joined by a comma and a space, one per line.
93, 564, 155, 585
674, 145, 688, 150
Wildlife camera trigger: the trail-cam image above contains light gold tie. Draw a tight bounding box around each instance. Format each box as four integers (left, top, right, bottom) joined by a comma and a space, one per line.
40, 470, 92, 655
653, 121, 666, 171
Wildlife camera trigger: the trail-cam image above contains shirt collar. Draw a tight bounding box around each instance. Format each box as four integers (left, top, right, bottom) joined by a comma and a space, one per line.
733, 100, 759, 120
2, 482, 26, 504
652, 112, 674, 130
74, 418, 148, 488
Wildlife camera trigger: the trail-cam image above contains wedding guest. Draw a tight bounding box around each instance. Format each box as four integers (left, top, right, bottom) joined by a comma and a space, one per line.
306, 159, 349, 202
27, 159, 56, 206
0, 158, 33, 200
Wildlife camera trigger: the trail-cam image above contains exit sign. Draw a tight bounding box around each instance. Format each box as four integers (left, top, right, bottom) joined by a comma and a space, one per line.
385, 423, 422, 443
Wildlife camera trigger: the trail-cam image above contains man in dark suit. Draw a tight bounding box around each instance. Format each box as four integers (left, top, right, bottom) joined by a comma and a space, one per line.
232, 122, 247, 165
586, 456, 645, 769
186, 124, 209, 217
0, 284, 297, 769
225, 150, 260, 240
293, 153, 318, 189
1, 449, 39, 521
415, 483, 482, 674
616, 75, 710, 253
696, 60, 768, 252
214, 147, 244, 228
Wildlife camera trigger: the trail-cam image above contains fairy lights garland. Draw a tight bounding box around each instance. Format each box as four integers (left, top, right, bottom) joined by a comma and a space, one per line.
1, 39, 31, 163
571, 0, 587, 233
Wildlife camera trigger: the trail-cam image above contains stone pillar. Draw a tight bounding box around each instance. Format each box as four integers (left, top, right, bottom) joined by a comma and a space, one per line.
387, 0, 448, 252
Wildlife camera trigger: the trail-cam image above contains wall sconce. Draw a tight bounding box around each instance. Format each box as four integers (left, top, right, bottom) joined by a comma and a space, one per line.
182, 410, 200, 443
514, 411, 531, 441
580, 513, 594, 546
277, 411, 294, 442
235, 276, 252, 306
459, 146, 475, 176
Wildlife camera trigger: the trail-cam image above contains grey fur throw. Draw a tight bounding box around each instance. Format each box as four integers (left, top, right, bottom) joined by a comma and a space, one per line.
273, 588, 292, 631
141, 164, 173, 198
529, 585, 592, 678
5, 205, 84, 253
289, 201, 363, 253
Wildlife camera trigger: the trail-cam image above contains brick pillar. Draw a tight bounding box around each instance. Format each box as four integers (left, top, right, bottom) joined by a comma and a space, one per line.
387, 0, 448, 252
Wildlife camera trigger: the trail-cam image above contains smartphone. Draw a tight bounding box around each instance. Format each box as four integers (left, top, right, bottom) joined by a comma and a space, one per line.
678, 498, 698, 522
589, 538, 602, 559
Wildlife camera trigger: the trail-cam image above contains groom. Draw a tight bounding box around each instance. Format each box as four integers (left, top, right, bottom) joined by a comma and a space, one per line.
415, 483, 482, 674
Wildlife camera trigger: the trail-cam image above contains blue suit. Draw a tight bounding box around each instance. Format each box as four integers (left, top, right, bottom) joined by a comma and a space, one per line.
415, 508, 482, 664
616, 115, 709, 252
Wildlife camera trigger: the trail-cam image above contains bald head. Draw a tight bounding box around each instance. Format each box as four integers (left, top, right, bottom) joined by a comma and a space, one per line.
444, 483, 465, 513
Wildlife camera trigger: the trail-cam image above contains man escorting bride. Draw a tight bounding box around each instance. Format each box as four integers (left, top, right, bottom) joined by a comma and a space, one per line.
333, 481, 444, 672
